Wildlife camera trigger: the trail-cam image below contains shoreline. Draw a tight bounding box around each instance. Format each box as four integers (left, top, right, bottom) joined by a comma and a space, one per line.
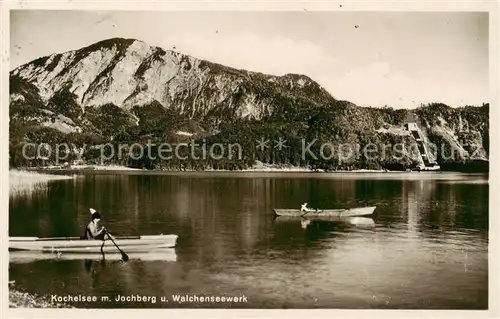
11, 163, 487, 175
9, 286, 71, 308
18, 166, 470, 173
21, 164, 395, 173
21, 167, 467, 174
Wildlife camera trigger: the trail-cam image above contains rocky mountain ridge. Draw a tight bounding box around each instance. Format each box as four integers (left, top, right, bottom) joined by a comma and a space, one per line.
11, 38, 331, 125
9, 38, 489, 172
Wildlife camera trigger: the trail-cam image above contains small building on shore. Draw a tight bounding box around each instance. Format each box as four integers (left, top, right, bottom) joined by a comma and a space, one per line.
403, 113, 420, 131
404, 122, 418, 131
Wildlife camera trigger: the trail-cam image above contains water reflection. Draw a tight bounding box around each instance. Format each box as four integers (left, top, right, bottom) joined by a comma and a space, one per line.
9, 172, 488, 309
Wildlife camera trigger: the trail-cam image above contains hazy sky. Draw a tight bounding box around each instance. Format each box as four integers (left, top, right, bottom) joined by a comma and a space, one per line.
10, 10, 489, 109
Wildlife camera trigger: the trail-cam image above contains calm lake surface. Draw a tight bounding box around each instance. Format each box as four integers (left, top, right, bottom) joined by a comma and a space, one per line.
9, 172, 489, 309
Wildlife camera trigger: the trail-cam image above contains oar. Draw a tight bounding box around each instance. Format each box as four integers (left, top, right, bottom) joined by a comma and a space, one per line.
300, 208, 319, 217
89, 208, 128, 261
103, 229, 129, 262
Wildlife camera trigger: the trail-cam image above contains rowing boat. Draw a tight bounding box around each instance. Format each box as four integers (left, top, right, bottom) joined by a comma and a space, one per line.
9, 249, 177, 263
9, 234, 178, 253
273, 206, 376, 218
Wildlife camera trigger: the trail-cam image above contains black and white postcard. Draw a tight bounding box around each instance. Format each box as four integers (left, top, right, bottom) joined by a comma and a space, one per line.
1, 1, 498, 319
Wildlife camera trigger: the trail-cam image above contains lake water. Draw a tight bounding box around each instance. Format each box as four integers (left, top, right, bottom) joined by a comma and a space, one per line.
9, 172, 489, 309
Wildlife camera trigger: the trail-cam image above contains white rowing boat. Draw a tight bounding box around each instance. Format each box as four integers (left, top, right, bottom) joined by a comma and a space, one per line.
273, 206, 376, 218
9, 234, 178, 253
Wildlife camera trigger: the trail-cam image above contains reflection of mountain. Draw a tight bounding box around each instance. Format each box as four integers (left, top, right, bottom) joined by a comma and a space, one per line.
10, 174, 359, 262
9, 173, 489, 308
397, 178, 488, 233
11, 173, 489, 251
402, 180, 436, 234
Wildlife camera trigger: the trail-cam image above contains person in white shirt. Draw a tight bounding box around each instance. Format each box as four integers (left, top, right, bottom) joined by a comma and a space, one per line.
301, 202, 312, 212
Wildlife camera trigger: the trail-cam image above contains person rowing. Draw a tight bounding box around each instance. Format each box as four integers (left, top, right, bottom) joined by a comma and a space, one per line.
300, 203, 318, 215
85, 208, 110, 241
85, 208, 128, 261
300, 202, 314, 212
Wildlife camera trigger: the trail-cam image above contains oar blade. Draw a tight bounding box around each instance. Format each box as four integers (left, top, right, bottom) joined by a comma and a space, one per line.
121, 252, 129, 262
104, 229, 129, 262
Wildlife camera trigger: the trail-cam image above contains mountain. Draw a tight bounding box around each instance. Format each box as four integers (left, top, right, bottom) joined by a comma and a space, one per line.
9, 38, 489, 172
10, 38, 333, 130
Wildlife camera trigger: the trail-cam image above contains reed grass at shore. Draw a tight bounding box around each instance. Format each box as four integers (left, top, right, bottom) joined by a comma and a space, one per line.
9, 169, 75, 196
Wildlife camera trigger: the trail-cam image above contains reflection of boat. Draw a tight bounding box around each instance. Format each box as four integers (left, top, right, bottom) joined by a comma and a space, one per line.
276, 215, 375, 226
346, 217, 376, 226
301, 219, 311, 229
9, 235, 178, 253
273, 206, 376, 218
9, 249, 177, 263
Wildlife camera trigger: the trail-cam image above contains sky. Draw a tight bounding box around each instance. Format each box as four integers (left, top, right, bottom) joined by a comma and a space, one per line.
10, 10, 489, 109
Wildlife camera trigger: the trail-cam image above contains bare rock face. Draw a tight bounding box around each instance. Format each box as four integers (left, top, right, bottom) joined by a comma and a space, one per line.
11, 38, 332, 123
